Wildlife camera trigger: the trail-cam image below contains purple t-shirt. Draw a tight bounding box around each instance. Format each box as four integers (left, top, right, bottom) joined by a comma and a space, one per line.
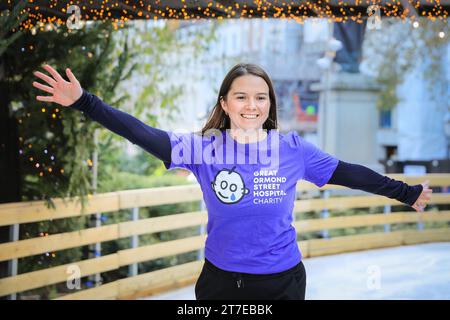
166, 129, 338, 274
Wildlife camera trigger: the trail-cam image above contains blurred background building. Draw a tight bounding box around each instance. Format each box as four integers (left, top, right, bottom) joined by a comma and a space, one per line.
126, 18, 449, 174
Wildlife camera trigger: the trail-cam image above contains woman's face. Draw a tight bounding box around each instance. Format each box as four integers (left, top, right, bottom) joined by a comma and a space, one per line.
220, 74, 271, 132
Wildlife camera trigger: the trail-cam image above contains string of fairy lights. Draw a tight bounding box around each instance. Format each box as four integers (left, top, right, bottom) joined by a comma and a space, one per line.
1, 0, 449, 33
12, 23, 102, 264
16, 45, 97, 183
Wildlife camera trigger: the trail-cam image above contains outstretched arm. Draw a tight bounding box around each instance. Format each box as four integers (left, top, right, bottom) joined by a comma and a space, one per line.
67, 89, 171, 165
327, 160, 433, 212
33, 64, 171, 166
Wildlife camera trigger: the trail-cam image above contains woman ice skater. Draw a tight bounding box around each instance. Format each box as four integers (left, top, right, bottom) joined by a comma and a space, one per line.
33, 63, 432, 300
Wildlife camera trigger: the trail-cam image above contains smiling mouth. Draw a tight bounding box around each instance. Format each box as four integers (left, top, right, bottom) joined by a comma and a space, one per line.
218, 191, 228, 199
241, 114, 259, 119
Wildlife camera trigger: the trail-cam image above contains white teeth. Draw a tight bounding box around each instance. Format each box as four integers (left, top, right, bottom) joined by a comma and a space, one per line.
241, 114, 258, 119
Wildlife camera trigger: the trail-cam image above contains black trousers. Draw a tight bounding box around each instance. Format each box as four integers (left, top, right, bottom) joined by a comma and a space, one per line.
195, 258, 306, 300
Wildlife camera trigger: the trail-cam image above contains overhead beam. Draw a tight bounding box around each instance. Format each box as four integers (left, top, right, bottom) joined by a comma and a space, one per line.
0, 1, 448, 28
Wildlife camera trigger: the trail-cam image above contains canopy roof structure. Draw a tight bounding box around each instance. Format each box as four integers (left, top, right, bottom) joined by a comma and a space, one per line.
1, 1, 449, 31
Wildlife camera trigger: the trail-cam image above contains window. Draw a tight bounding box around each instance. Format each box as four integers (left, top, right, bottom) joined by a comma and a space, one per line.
385, 145, 397, 160
379, 109, 392, 128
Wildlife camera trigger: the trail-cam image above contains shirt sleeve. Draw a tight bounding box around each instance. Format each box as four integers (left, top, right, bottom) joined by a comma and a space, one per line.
68, 89, 171, 167
299, 134, 339, 187
328, 160, 423, 206
165, 131, 203, 174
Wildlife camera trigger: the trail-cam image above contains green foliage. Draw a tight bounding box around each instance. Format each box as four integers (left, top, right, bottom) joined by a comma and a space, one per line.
0, 1, 28, 56
99, 165, 192, 193
365, 18, 450, 111
1, 13, 135, 298
3, 22, 133, 208
126, 21, 217, 124
1, 4, 217, 298
376, 55, 400, 112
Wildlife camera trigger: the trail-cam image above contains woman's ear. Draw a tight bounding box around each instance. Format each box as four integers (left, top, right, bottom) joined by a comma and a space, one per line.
220, 96, 228, 115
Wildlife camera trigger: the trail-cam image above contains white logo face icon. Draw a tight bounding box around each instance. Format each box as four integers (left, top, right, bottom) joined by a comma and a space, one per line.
211, 167, 249, 204
367, 5, 382, 30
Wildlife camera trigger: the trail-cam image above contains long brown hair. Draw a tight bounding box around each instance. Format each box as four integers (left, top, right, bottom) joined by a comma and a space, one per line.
201, 63, 278, 134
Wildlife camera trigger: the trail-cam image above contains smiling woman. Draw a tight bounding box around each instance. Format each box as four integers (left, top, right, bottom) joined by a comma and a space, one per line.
32, 62, 432, 301
201, 64, 278, 143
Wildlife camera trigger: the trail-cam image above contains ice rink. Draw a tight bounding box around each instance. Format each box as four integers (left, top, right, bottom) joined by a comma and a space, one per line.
142, 242, 450, 300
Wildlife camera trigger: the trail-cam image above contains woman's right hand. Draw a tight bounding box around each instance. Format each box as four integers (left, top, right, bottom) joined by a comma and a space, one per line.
33, 64, 83, 107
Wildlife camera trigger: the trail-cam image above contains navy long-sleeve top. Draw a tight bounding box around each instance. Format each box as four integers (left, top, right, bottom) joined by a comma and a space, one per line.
70, 90, 423, 207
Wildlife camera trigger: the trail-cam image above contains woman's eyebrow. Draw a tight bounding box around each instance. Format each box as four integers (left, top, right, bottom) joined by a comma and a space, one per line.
232, 92, 269, 95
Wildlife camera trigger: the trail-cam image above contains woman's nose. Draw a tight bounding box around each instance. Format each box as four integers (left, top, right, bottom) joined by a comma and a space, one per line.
246, 98, 258, 109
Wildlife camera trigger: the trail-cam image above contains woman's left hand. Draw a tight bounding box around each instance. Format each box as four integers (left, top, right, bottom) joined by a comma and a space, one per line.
412, 180, 433, 212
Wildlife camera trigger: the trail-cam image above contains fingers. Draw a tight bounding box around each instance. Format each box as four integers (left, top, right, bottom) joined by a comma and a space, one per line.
32, 81, 54, 94
422, 180, 430, 190
421, 190, 433, 199
419, 189, 432, 197
43, 64, 64, 82
34, 71, 57, 87
36, 95, 54, 103
65, 68, 79, 84
417, 194, 431, 205
420, 181, 433, 202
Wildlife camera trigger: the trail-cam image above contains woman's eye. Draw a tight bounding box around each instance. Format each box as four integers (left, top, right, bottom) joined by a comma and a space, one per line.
258, 97, 266, 100
237, 96, 245, 100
